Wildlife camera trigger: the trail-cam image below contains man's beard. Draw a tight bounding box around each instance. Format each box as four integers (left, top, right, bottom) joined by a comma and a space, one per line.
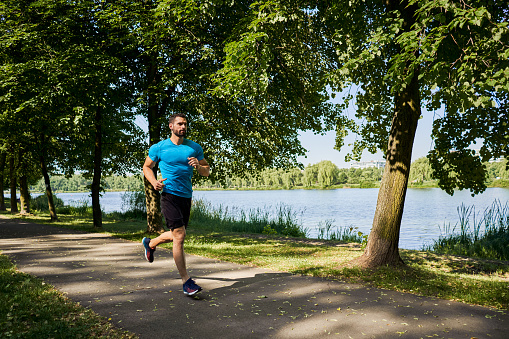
174, 130, 186, 137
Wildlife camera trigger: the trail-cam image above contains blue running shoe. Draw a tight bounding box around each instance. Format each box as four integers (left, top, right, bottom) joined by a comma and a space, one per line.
142, 237, 155, 263
183, 278, 202, 296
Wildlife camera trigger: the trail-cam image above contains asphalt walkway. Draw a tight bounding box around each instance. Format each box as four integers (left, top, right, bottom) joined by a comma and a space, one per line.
1, 215, 508, 338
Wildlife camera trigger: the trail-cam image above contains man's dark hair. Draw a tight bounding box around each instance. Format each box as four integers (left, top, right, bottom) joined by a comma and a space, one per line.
169, 113, 187, 124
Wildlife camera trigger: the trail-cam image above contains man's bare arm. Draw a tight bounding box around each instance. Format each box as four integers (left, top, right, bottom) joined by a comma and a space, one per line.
143, 157, 167, 190
188, 157, 210, 177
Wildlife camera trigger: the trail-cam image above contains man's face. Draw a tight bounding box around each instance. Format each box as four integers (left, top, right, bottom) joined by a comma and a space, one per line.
170, 117, 187, 137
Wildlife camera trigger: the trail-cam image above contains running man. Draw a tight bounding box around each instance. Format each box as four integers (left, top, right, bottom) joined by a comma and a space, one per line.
142, 113, 210, 296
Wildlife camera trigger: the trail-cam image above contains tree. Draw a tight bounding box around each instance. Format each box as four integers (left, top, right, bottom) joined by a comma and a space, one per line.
490, 159, 509, 180
110, 0, 334, 233
17, 147, 32, 215
102, 0, 261, 233
1, 0, 72, 220
0, 0, 145, 225
0, 0, 62, 217
317, 160, 338, 187
214, 0, 508, 268
328, 0, 508, 268
0, 151, 6, 211
288, 168, 303, 187
302, 164, 318, 187
337, 171, 348, 185
409, 157, 434, 183
8, 149, 17, 213
56, 1, 145, 228
281, 172, 292, 188
212, 0, 337, 178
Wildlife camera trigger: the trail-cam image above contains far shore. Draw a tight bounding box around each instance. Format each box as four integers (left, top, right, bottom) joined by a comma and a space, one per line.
25, 181, 509, 195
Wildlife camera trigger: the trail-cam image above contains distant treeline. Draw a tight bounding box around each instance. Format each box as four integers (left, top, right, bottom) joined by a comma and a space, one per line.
197, 157, 508, 190
198, 161, 384, 189
30, 158, 509, 193
30, 174, 144, 193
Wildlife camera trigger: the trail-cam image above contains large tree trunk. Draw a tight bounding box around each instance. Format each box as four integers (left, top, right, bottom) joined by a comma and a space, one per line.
144, 171, 163, 233
18, 150, 30, 214
19, 174, 30, 215
0, 152, 6, 211
350, 0, 421, 268
144, 54, 165, 234
352, 75, 421, 268
91, 106, 103, 229
40, 155, 58, 221
9, 152, 18, 213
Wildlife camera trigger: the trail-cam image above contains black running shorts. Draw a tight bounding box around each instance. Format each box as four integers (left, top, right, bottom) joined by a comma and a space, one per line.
160, 192, 192, 230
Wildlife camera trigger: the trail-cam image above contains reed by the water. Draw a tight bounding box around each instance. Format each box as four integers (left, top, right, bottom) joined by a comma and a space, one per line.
189, 199, 308, 238
424, 200, 509, 260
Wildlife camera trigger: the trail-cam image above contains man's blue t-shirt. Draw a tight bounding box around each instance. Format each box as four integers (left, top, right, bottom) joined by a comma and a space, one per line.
148, 138, 204, 198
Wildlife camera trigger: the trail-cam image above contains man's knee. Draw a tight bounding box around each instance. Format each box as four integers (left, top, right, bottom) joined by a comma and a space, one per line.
172, 227, 186, 244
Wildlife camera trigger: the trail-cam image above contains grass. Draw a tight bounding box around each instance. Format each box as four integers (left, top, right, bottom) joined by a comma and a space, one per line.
180, 232, 509, 309
0, 254, 136, 338
1, 197, 508, 337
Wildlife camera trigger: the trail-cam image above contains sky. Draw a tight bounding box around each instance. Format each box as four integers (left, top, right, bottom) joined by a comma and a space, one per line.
297, 109, 437, 168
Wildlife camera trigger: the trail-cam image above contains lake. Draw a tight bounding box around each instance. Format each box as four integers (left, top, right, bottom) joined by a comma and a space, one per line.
51, 188, 509, 250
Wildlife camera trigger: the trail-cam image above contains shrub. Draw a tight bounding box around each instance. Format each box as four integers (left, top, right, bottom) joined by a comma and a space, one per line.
360, 181, 376, 188
491, 179, 509, 188
31, 195, 64, 211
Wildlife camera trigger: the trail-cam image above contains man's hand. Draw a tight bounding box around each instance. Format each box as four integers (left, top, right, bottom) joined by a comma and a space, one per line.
187, 157, 200, 168
152, 178, 167, 191
188, 157, 210, 177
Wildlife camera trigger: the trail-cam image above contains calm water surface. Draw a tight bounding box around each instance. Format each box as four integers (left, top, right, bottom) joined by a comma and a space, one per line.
53, 188, 509, 250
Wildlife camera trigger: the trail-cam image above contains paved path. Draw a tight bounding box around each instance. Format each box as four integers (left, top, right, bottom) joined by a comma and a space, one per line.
1, 216, 508, 338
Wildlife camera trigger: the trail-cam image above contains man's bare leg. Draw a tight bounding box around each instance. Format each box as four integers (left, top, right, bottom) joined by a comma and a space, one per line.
149, 228, 189, 283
